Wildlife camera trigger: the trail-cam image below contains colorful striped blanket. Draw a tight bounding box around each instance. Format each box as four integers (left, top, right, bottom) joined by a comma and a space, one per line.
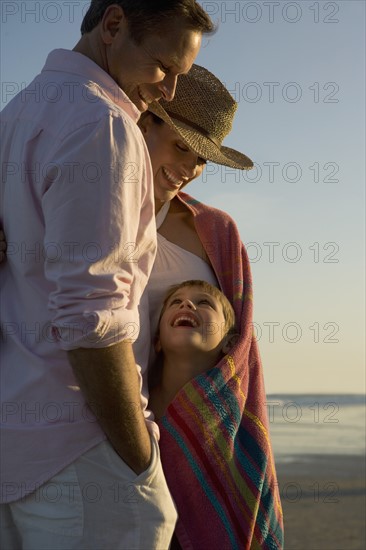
158, 192, 284, 549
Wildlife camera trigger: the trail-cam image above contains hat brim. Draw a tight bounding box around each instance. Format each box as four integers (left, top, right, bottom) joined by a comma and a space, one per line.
148, 101, 253, 171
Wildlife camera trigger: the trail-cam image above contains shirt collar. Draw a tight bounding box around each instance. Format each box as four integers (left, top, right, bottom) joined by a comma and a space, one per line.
42, 49, 141, 123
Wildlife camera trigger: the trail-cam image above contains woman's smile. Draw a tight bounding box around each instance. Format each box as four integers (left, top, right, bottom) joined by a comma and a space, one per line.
162, 167, 184, 189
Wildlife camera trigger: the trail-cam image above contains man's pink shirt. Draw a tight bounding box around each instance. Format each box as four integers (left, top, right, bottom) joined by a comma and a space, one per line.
0, 50, 157, 502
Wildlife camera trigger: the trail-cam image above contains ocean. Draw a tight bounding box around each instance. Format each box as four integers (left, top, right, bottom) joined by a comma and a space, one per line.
266, 394, 366, 463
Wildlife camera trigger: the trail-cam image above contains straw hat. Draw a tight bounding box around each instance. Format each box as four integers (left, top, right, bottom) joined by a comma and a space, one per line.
148, 64, 253, 170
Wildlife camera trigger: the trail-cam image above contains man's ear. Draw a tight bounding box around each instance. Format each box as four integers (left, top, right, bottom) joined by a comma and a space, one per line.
138, 113, 154, 135
101, 5, 126, 44
221, 333, 239, 354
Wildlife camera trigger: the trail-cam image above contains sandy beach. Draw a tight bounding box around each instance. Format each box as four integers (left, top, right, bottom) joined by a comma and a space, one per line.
276, 454, 366, 550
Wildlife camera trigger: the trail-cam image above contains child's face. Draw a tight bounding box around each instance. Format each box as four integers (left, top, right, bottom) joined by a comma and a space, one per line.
157, 285, 228, 356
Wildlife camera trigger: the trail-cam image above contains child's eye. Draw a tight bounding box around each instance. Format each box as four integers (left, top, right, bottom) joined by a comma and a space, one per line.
199, 299, 213, 306
169, 298, 181, 305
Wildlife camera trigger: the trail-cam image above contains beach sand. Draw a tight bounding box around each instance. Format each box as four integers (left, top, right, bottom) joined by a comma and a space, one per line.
276, 454, 366, 550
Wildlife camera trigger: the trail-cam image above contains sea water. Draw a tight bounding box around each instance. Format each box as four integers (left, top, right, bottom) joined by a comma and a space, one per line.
266, 394, 366, 463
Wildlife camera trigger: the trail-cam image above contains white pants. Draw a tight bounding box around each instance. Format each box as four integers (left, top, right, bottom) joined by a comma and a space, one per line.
0, 436, 177, 550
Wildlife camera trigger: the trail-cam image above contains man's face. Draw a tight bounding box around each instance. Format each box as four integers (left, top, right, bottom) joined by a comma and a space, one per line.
103, 11, 202, 111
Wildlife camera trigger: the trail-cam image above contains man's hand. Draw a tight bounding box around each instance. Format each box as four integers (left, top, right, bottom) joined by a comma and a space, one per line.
68, 340, 151, 474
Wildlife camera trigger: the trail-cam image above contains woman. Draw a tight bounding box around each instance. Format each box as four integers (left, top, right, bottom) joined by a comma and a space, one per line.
140, 65, 284, 550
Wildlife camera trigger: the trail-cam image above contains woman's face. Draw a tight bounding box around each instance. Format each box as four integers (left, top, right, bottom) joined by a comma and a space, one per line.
139, 115, 206, 208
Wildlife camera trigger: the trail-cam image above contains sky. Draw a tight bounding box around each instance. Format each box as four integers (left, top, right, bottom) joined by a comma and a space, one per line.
1, 0, 365, 394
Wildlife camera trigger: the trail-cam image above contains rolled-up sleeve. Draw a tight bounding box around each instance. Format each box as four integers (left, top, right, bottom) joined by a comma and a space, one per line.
42, 113, 155, 350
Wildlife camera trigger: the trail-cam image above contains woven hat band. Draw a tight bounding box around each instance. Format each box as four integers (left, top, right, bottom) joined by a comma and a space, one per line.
165, 110, 221, 150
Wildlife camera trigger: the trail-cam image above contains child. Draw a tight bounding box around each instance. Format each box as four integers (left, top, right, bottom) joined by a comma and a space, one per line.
149, 280, 238, 420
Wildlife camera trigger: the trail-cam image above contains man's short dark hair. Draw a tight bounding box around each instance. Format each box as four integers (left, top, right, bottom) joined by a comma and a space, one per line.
81, 0, 215, 42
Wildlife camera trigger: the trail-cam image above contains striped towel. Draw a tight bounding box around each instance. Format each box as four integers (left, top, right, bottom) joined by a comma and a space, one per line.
158, 192, 284, 549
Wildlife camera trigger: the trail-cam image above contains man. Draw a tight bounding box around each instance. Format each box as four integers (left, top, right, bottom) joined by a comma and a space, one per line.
0, 1, 213, 548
